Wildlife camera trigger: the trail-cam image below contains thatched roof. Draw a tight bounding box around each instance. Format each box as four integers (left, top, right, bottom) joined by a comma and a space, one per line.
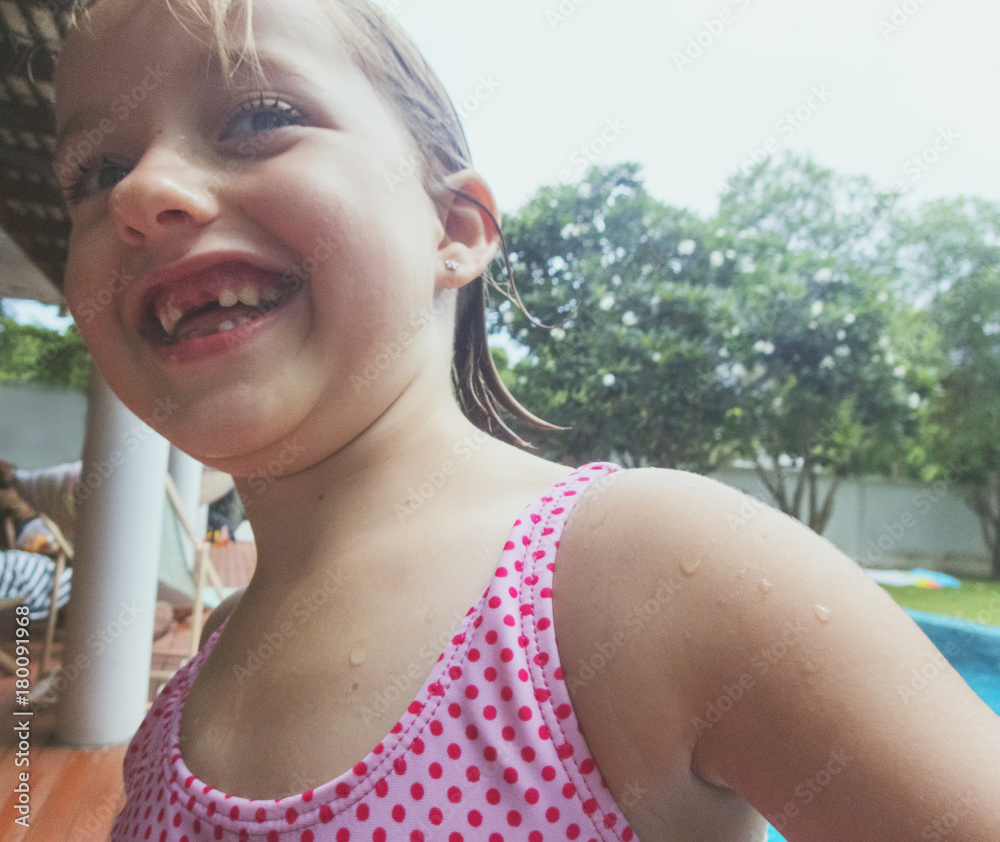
0, 0, 72, 304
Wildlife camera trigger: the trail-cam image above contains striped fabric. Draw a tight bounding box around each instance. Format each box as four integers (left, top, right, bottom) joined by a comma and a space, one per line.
0, 550, 72, 621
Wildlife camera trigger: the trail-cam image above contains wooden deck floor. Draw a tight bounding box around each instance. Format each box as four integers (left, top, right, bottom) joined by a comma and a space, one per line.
0, 541, 255, 841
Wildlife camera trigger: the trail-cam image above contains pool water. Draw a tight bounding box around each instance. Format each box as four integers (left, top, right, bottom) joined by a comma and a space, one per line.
765, 610, 1000, 842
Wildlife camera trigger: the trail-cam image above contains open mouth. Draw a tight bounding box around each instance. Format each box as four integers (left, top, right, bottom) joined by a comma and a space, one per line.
142, 262, 304, 346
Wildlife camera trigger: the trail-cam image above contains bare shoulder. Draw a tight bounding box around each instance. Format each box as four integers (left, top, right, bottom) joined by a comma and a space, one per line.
199, 587, 245, 648
558, 467, 1000, 841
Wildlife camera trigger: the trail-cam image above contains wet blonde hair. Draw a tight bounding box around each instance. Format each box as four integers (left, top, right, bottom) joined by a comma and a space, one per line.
66, 0, 561, 446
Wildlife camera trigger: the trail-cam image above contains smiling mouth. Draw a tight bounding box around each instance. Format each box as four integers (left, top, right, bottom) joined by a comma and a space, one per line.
142, 264, 304, 345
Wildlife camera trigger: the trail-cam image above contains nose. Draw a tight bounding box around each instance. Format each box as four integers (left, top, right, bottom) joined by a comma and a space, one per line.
109, 146, 219, 246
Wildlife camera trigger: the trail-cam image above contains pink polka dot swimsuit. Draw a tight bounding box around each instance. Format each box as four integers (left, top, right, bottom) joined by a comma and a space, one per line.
112, 462, 638, 842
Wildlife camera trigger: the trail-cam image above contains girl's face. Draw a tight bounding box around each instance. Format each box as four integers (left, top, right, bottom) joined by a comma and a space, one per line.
54, 0, 456, 475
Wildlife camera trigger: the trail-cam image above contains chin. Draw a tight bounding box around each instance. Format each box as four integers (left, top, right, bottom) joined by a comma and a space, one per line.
177, 417, 319, 482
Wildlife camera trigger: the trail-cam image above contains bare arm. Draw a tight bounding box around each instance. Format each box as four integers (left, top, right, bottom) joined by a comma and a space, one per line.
584, 469, 1000, 841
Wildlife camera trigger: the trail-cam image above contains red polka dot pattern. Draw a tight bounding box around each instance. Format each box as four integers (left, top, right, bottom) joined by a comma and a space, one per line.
110, 464, 635, 841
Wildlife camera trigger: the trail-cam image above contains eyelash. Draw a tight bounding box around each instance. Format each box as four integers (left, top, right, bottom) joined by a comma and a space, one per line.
61, 94, 306, 205
225, 93, 306, 141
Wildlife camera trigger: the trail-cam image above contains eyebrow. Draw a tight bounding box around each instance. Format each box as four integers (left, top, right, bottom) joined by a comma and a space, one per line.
54, 47, 333, 162
54, 109, 124, 175
55, 112, 99, 161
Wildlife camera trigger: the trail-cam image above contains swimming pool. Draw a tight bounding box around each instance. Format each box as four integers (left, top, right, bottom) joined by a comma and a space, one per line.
766, 610, 1000, 842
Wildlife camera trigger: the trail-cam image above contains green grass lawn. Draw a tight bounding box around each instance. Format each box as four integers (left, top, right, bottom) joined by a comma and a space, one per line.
879, 579, 1000, 627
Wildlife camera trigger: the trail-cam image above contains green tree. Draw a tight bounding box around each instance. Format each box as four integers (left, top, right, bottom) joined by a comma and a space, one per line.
715, 152, 928, 533
499, 164, 738, 470
897, 199, 1000, 577
0, 313, 91, 391
489, 345, 516, 393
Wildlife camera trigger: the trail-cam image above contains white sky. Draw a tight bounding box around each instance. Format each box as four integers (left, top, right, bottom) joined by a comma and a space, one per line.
387, 0, 1000, 216
8, 0, 999, 330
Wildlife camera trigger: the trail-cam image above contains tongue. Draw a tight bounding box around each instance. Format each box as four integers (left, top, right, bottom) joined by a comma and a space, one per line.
174, 303, 265, 344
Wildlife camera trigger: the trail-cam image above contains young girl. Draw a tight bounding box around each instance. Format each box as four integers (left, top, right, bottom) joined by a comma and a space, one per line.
52, 0, 1000, 839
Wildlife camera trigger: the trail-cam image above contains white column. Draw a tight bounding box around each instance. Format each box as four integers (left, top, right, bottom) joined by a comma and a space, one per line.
55, 371, 170, 747
168, 446, 204, 570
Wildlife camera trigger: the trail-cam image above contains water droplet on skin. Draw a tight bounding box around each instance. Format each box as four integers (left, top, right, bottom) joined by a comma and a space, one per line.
759, 578, 773, 595
680, 557, 702, 576
814, 605, 833, 623
349, 648, 367, 666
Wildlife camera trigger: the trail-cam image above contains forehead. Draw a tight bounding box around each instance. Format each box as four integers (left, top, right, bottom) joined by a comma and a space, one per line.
55, 0, 354, 109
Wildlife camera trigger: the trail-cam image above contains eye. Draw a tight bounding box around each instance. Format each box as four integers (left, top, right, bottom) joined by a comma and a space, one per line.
62, 156, 131, 205
223, 93, 306, 143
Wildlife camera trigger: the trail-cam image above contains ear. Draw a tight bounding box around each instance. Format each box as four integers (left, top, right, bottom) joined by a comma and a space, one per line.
434, 170, 502, 291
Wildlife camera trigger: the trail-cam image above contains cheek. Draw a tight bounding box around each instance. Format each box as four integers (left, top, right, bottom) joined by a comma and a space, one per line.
244, 154, 437, 332
64, 225, 122, 330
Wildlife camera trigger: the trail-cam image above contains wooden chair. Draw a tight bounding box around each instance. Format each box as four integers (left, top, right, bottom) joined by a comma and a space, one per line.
28, 514, 74, 702
25, 476, 228, 702
149, 474, 228, 686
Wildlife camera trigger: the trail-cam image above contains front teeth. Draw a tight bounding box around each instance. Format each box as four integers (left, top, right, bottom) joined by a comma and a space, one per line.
160, 304, 185, 336
238, 286, 260, 307
155, 281, 287, 337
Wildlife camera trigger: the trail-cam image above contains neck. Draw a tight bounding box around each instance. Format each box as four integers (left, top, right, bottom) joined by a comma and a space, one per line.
232, 386, 517, 594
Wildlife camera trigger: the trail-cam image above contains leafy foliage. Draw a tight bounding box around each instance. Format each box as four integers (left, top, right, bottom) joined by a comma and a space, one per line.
500, 164, 738, 471
714, 153, 932, 531
0, 313, 91, 391
498, 155, 934, 537
897, 200, 1000, 576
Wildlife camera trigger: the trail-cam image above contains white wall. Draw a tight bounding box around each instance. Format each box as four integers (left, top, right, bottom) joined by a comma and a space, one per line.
0, 383, 87, 468
2, 384, 992, 576
714, 466, 991, 578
